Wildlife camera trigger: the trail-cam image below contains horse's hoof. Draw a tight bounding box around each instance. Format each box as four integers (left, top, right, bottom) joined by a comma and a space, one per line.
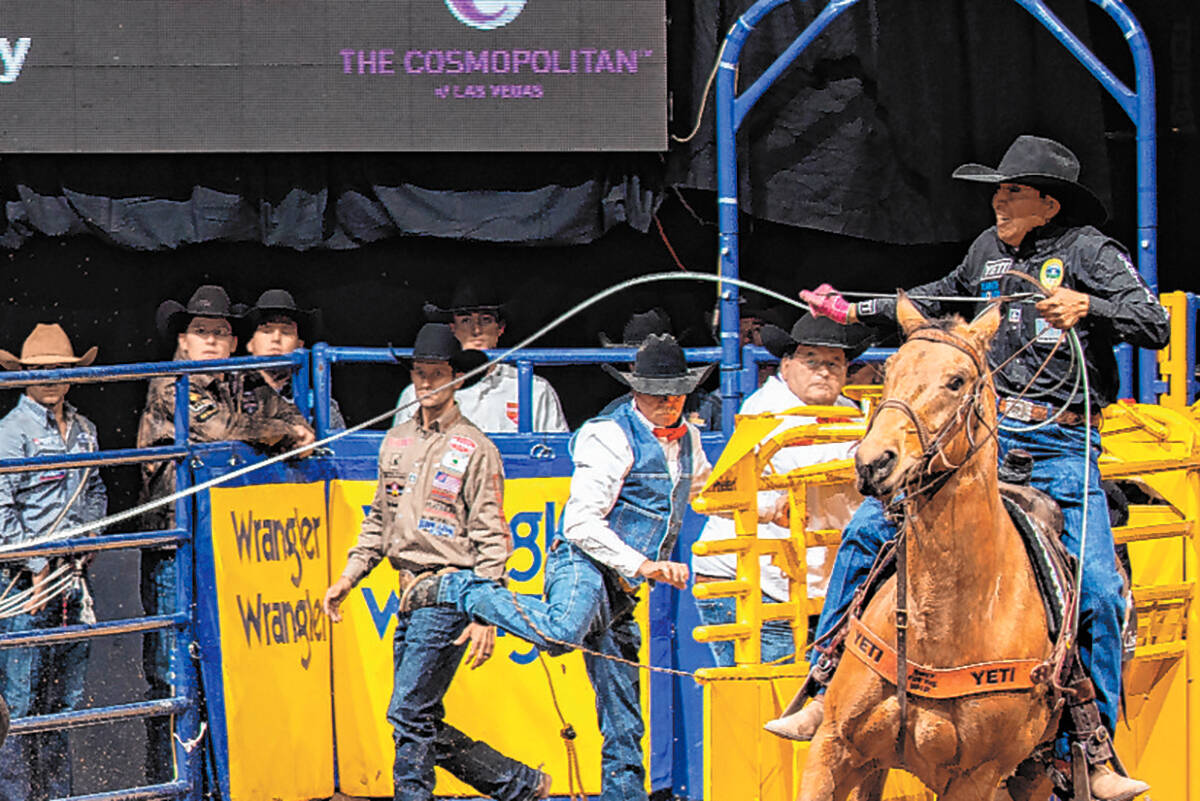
763, 697, 824, 742
1089, 764, 1150, 801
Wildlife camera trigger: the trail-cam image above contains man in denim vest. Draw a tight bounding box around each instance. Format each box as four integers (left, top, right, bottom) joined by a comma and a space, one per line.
403, 334, 714, 801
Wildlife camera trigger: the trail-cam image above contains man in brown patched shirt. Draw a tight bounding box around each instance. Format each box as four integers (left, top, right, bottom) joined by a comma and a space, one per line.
324, 323, 550, 801
136, 284, 315, 783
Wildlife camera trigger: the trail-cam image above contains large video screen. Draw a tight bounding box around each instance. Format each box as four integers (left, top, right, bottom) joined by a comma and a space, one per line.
0, 0, 666, 152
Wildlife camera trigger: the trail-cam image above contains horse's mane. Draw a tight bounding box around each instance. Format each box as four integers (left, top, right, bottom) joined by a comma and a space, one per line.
905, 316, 965, 338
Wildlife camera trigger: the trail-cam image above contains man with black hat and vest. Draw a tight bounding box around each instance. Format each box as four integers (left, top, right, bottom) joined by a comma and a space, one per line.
773, 135, 1166, 800
393, 282, 567, 433
243, 288, 346, 429
136, 284, 316, 783
0, 324, 107, 801
398, 333, 717, 801
598, 308, 721, 430
323, 323, 551, 801
692, 314, 870, 666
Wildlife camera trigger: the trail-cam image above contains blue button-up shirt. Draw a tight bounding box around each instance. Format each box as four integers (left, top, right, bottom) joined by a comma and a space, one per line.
0, 394, 108, 572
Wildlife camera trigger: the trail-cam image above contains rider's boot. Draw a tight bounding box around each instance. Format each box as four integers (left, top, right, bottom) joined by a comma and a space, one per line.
1072, 701, 1149, 801
763, 650, 838, 741
763, 696, 824, 741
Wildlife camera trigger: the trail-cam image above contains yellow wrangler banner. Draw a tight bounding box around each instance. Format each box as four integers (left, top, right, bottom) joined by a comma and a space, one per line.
328, 476, 607, 798
208, 481, 335, 801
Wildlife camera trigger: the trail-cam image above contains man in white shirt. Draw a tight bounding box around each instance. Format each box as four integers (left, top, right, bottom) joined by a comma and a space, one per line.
400, 334, 715, 801
393, 285, 567, 433
692, 314, 871, 667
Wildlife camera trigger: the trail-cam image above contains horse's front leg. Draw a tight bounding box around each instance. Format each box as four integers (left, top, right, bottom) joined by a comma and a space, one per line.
797, 724, 863, 801
940, 766, 1007, 801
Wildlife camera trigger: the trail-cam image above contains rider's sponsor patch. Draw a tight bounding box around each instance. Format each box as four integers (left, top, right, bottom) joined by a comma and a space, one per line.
441, 449, 470, 472
1039, 258, 1065, 290
981, 258, 1013, 279
449, 435, 477, 454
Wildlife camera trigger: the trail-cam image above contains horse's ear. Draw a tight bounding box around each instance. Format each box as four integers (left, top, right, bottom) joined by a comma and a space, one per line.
967, 303, 1002, 351
895, 290, 926, 337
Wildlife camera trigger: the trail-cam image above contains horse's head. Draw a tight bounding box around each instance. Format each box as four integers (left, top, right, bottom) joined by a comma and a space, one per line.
855, 292, 1000, 498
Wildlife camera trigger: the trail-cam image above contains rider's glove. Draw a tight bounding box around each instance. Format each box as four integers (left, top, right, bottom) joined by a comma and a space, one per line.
799, 284, 851, 324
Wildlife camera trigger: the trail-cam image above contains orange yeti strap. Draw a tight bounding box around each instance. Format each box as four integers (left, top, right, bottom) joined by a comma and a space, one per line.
845, 617, 1043, 698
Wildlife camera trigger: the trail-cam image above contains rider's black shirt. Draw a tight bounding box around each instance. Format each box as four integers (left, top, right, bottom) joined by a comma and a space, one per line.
855, 224, 1170, 410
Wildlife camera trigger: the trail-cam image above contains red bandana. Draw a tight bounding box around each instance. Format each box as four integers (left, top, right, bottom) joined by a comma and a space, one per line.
652, 423, 688, 442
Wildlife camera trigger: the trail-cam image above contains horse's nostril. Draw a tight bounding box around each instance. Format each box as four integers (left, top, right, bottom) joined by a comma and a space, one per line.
875, 450, 897, 476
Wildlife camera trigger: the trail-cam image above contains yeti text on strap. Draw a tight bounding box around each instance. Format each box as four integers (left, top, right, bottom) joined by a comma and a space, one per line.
0, 37, 31, 84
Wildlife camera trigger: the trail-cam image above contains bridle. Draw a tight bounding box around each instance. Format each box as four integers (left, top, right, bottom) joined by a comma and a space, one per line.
865, 326, 998, 502
860, 323, 999, 766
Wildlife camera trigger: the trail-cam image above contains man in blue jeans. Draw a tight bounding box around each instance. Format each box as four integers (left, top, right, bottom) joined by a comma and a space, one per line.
765, 135, 1168, 801
0, 324, 108, 801
323, 323, 549, 801
403, 333, 715, 801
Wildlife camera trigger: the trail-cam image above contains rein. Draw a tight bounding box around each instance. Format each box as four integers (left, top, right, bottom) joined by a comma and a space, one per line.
862, 325, 997, 765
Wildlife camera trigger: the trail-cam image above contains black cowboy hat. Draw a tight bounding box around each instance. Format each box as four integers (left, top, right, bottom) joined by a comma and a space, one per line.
951, 134, 1108, 226
759, 313, 875, 361
601, 333, 715, 396
401, 323, 489, 389
423, 280, 509, 323
156, 285, 244, 339
599, 308, 672, 348
244, 289, 321, 342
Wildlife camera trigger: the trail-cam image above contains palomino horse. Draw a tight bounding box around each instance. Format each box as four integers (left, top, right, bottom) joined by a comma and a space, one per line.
799, 295, 1056, 801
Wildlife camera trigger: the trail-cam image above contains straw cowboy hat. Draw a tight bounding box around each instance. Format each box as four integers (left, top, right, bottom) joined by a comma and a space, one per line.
759, 313, 875, 362
244, 289, 321, 342
952, 134, 1108, 225
601, 333, 715, 396
156, 285, 244, 339
0, 324, 98, 371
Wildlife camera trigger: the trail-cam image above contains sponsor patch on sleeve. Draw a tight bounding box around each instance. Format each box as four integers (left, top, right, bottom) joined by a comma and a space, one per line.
449, 435, 477, 454
188, 388, 217, 422
441, 450, 470, 472
431, 470, 463, 495
417, 517, 457, 538
505, 402, 520, 426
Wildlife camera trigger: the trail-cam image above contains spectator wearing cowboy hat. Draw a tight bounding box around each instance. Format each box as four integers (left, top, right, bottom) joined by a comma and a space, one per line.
136, 284, 316, 783
787, 135, 1167, 800
243, 289, 346, 430
399, 333, 717, 801
597, 308, 721, 430
324, 323, 550, 801
0, 324, 108, 801
393, 282, 567, 433
692, 314, 872, 667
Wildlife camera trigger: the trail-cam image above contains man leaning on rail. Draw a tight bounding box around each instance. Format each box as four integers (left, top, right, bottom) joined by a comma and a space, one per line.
241, 288, 347, 430
135, 284, 316, 784
0, 324, 108, 801
323, 323, 551, 801
692, 313, 870, 666
765, 135, 1168, 801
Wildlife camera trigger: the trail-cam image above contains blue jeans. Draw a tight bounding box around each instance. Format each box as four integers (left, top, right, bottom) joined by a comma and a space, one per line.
388, 605, 544, 801
694, 595, 796, 667
813, 424, 1123, 733
141, 549, 177, 783
439, 541, 647, 801
0, 575, 90, 801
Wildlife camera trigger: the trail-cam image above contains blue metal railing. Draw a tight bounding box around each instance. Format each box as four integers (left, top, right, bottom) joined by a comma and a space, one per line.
715, 0, 1159, 408
309, 343, 896, 438
0, 352, 304, 801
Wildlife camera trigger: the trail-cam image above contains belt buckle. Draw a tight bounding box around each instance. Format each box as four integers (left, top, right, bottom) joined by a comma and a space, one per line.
1004, 398, 1036, 423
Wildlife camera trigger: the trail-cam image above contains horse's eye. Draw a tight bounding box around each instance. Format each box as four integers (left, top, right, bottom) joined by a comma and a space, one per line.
947, 376, 965, 392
